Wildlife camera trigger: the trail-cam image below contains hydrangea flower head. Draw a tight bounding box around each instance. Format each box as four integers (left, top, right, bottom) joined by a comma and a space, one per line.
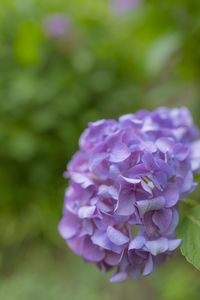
111, 0, 140, 14
59, 107, 200, 283
43, 14, 72, 38
42, 13, 78, 52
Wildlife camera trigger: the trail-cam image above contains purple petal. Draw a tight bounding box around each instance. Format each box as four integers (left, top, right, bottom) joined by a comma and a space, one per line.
164, 183, 180, 208
82, 237, 105, 262
97, 200, 113, 213
137, 196, 166, 216
156, 137, 174, 153
78, 206, 96, 219
109, 164, 121, 179
67, 151, 87, 173
89, 119, 105, 127
119, 176, 141, 185
168, 239, 182, 251
143, 212, 158, 234
70, 172, 93, 188
142, 153, 158, 171
109, 143, 131, 163
145, 238, 168, 256
129, 236, 146, 250
128, 213, 142, 225
180, 170, 194, 194
152, 208, 172, 232
166, 208, 179, 235
89, 153, 109, 180
94, 214, 115, 231
129, 265, 141, 280
104, 252, 121, 266
152, 171, 167, 189
79, 128, 90, 150
119, 250, 129, 270
67, 236, 84, 255
109, 271, 128, 283
141, 180, 153, 195
156, 159, 174, 178
91, 231, 123, 254
126, 163, 147, 178
98, 185, 118, 200
91, 231, 112, 250
174, 143, 189, 161
58, 213, 79, 239
143, 141, 157, 153
107, 226, 129, 246
82, 219, 94, 235
190, 140, 200, 172
143, 254, 153, 276
115, 190, 135, 216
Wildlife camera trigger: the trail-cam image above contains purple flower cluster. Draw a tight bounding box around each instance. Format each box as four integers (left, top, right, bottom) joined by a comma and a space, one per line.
59, 107, 200, 283
43, 14, 72, 38
111, 0, 140, 14
42, 14, 78, 52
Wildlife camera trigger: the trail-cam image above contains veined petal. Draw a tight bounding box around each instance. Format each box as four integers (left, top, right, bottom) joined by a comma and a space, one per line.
152, 208, 172, 232
78, 206, 96, 219
190, 140, 200, 172
109, 271, 128, 283
126, 163, 147, 178
166, 208, 179, 235
180, 170, 194, 194
104, 252, 121, 266
109, 143, 131, 163
145, 238, 168, 256
129, 265, 141, 280
91, 231, 111, 250
98, 185, 118, 200
143, 254, 153, 276
142, 153, 158, 171
129, 236, 146, 250
83, 237, 105, 262
107, 226, 129, 246
67, 236, 85, 256
143, 212, 158, 234
115, 190, 135, 216
168, 239, 182, 251
58, 213, 79, 239
91, 231, 123, 254
153, 171, 167, 189
174, 143, 189, 161
70, 172, 93, 188
137, 196, 165, 216
164, 183, 180, 208
119, 176, 141, 185
156, 137, 174, 153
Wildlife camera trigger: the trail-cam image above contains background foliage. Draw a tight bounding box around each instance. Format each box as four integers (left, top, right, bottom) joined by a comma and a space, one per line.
1, 0, 200, 299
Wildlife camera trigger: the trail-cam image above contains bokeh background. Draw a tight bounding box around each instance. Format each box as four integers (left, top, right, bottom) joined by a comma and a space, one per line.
1, 0, 200, 299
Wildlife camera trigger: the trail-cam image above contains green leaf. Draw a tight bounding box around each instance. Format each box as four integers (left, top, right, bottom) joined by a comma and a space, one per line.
194, 173, 200, 181
144, 32, 181, 75
177, 205, 200, 270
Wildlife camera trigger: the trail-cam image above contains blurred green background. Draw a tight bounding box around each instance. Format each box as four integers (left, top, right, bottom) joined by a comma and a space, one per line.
1, 0, 200, 299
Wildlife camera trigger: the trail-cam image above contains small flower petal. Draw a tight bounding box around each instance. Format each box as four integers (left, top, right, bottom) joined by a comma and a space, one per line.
109, 143, 131, 163
107, 226, 129, 246
137, 196, 165, 216
145, 238, 168, 256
